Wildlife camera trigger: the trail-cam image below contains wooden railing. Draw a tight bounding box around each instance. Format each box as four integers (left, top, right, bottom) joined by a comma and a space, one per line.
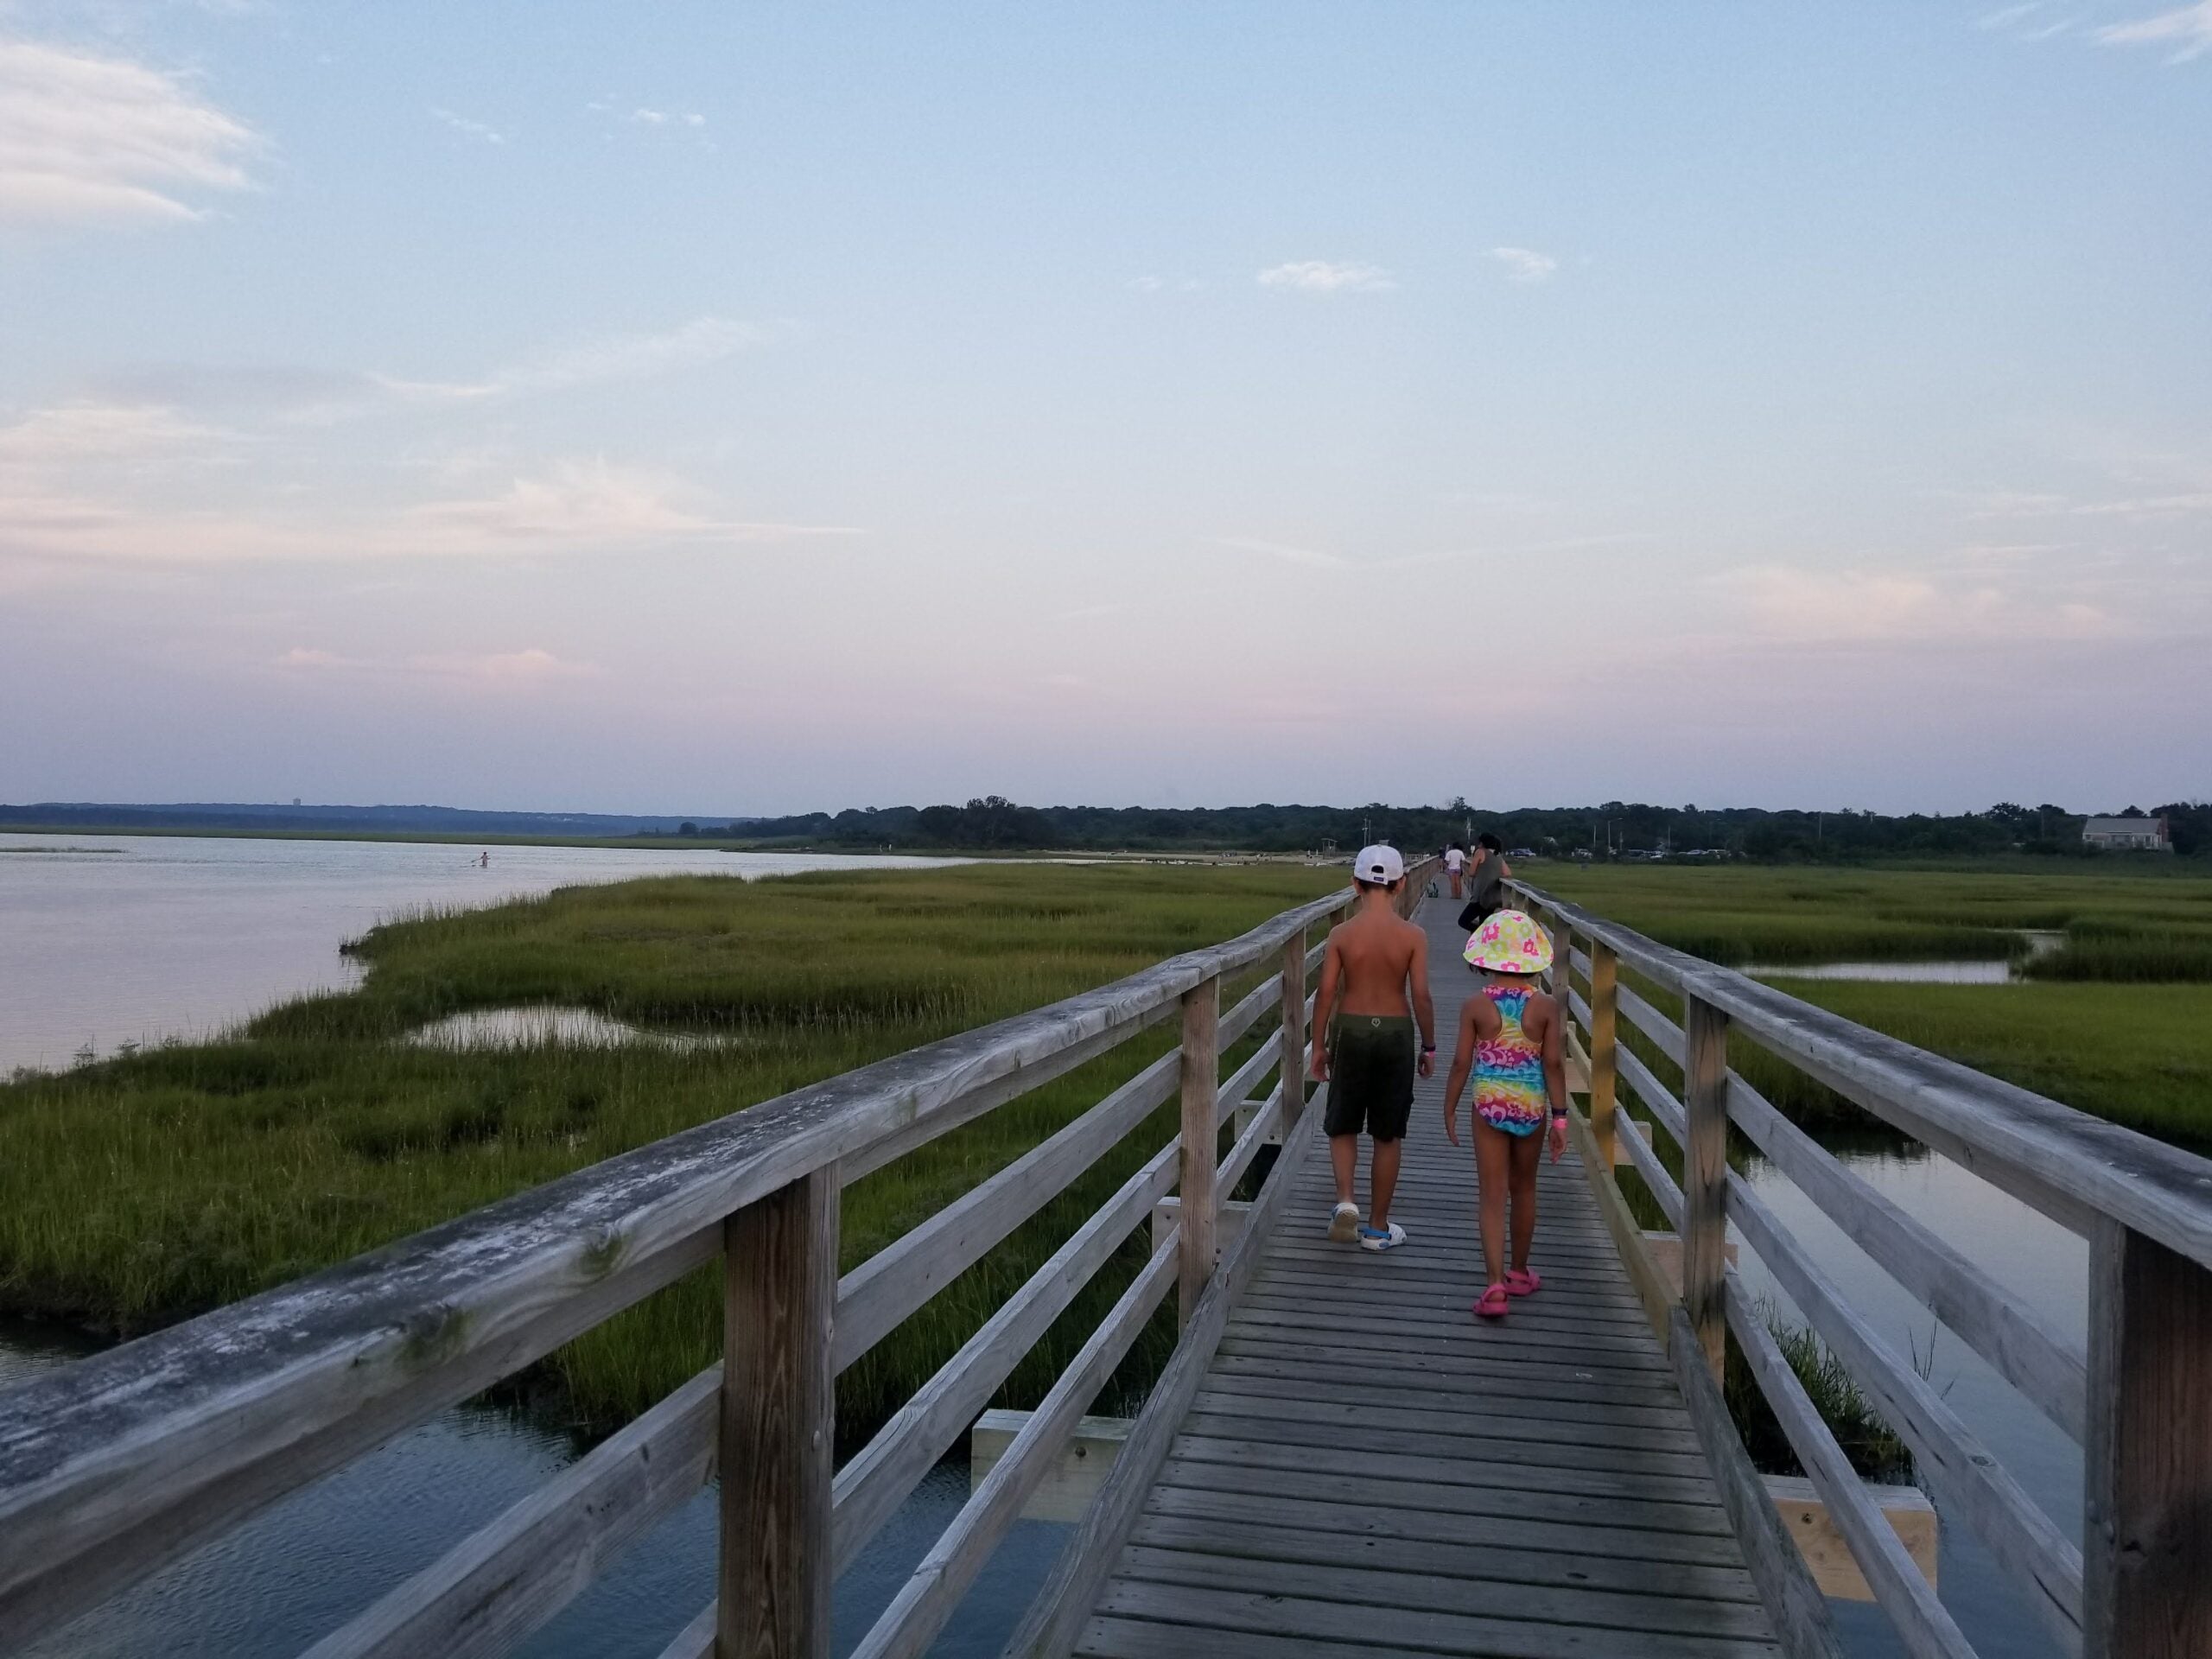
1509, 879, 2212, 1659
0, 858, 1432, 1659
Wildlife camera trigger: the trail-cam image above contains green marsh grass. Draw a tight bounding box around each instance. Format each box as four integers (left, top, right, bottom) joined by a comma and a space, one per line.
0, 862, 1339, 1440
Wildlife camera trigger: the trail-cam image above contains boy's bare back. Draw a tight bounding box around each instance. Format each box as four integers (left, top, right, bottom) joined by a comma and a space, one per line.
1328, 906, 1429, 1018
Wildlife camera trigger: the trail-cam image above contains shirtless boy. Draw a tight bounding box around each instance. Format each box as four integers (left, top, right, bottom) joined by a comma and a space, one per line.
1309, 844, 1435, 1251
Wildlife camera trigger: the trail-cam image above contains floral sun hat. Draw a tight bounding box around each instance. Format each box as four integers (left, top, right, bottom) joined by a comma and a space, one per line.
1464, 908, 1554, 975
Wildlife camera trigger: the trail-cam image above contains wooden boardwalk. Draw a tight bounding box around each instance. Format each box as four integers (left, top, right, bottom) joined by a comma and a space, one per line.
1074, 899, 1783, 1659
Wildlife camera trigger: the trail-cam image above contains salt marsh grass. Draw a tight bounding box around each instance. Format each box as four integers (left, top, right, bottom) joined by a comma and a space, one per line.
0, 862, 1338, 1438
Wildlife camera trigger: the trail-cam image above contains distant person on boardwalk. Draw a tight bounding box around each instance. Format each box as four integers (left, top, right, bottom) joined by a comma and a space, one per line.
1456, 832, 1510, 931
1441, 909, 1568, 1319
1309, 844, 1435, 1252
1444, 842, 1466, 899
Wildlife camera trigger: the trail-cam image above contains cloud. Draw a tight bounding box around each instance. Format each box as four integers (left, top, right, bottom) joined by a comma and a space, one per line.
272, 645, 601, 683
1487, 246, 1559, 284
0, 456, 858, 566
1256, 260, 1395, 295
431, 108, 505, 146
1718, 563, 2125, 645
372, 315, 782, 401
0, 401, 228, 465
0, 40, 257, 226
2098, 1, 2212, 60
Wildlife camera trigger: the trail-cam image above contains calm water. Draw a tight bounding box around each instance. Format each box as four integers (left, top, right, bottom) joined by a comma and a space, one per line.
0, 843, 2091, 1656
0, 1324, 1063, 1659
0, 833, 961, 1074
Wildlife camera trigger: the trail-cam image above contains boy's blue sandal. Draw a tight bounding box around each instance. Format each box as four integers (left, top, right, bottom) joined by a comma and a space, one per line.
1358, 1222, 1408, 1252
1328, 1201, 1361, 1242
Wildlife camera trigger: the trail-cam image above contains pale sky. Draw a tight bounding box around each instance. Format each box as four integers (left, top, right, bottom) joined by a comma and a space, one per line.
2, 2, 2207, 816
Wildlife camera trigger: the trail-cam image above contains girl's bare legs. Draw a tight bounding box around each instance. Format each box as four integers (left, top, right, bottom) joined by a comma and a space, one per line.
1509, 1128, 1542, 1273
1473, 1119, 1511, 1285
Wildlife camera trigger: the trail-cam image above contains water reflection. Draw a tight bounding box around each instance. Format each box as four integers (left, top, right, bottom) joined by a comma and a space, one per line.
407, 1006, 734, 1052
2, 1322, 1064, 1659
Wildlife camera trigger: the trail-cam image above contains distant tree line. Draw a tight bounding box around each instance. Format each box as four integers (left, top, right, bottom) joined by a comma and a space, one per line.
695, 796, 2212, 859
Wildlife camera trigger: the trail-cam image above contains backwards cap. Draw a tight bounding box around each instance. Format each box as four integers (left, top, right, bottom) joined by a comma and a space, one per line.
1354, 844, 1405, 885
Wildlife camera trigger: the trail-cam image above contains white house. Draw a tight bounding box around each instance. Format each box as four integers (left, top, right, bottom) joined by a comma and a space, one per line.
2082, 816, 2171, 852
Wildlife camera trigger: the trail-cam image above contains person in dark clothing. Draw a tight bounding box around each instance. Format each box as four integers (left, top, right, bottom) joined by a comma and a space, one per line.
1461, 832, 1511, 929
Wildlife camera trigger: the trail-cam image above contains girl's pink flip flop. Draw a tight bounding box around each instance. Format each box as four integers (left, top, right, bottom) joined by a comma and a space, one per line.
1505, 1268, 1542, 1297
1473, 1283, 1510, 1319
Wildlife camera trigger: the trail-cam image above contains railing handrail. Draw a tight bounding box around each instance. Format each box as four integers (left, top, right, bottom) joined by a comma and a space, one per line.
0, 874, 1368, 1643
1510, 880, 2212, 1268
1510, 876, 2212, 1659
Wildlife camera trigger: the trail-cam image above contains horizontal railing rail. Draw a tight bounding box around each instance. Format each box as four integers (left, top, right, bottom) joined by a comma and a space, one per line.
1509, 878, 2212, 1659
0, 855, 1432, 1659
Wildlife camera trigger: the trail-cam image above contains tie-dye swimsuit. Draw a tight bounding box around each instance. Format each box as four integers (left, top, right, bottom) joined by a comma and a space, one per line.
1473, 982, 1548, 1137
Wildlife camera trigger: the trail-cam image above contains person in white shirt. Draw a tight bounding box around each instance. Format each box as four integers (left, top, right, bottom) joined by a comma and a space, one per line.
1443, 842, 1466, 899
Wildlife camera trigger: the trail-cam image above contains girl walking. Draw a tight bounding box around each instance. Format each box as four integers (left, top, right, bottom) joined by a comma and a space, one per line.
1440, 910, 1569, 1319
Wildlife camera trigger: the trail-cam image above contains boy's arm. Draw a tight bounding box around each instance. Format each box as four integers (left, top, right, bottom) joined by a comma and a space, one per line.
1309, 931, 1341, 1080
1408, 925, 1436, 1076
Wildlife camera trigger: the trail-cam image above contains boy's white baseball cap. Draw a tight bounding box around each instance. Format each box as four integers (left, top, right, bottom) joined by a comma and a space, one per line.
1354, 844, 1404, 884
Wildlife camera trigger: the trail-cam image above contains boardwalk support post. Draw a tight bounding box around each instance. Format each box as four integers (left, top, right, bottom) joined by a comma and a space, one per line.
1277, 927, 1306, 1133
1178, 973, 1221, 1325
720, 1167, 838, 1659
1588, 943, 1619, 1170
2084, 1217, 2212, 1658
1681, 993, 1730, 1381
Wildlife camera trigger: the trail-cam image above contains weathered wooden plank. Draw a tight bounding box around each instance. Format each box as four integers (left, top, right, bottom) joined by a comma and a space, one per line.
1277, 927, 1307, 1132
719, 1166, 837, 1659
0, 884, 1364, 1647
1154, 1455, 1733, 1538
845, 1237, 1178, 1659
1587, 942, 1621, 1169
1662, 1306, 1846, 1659
833, 1046, 1179, 1370
1764, 1475, 1938, 1603
1086, 1579, 1779, 1659
1139, 1484, 1758, 1580
1212, 1336, 1686, 1402
1211, 1031, 1281, 1129
1726, 1065, 2087, 1441
1077, 1614, 1435, 1659
970, 1410, 1131, 1523
1177, 1403, 1713, 1477
1222, 1304, 1671, 1369
1178, 976, 1222, 1325
830, 1135, 1176, 1567
1725, 1278, 1975, 1659
1215, 1085, 1281, 1195
1000, 1091, 1327, 1659
1681, 995, 1730, 1379
1112, 1541, 1777, 1641
300, 1365, 718, 1659
2083, 1218, 2212, 1659
1166, 1432, 1727, 1510
1189, 1377, 1704, 1446
1728, 1171, 2084, 1649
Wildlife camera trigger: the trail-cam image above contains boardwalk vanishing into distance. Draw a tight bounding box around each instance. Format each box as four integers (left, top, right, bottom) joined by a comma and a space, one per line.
2, 858, 2209, 1659
1065, 899, 1787, 1659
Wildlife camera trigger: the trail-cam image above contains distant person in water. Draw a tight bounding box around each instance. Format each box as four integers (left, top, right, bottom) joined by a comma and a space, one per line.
479, 850, 489, 868
1444, 842, 1466, 899
1441, 910, 1568, 1319
1309, 844, 1435, 1251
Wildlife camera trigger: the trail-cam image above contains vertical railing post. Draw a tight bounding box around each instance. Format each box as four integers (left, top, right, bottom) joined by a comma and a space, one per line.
2083, 1217, 2212, 1658
720, 1166, 838, 1659
1177, 973, 1221, 1326
1278, 926, 1306, 1132
1681, 994, 1730, 1380
1588, 944, 1620, 1171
